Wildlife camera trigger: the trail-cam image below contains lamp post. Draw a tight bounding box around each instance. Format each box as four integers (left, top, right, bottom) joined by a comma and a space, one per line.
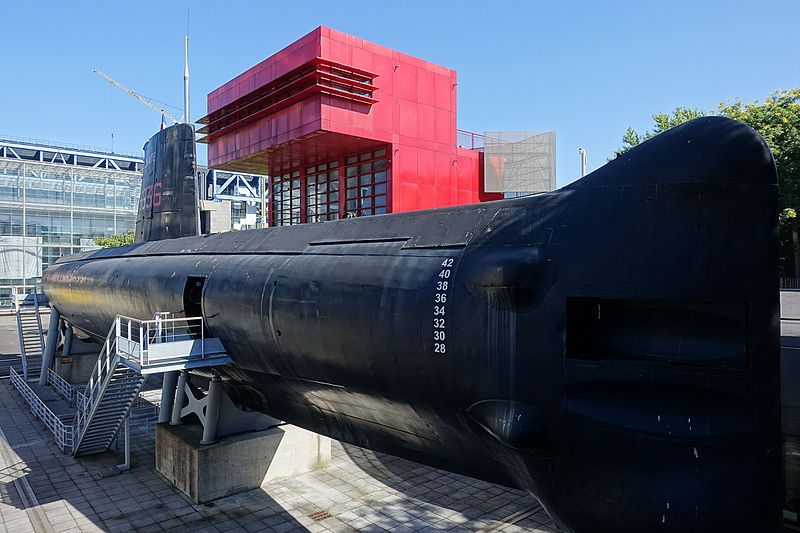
578, 148, 587, 178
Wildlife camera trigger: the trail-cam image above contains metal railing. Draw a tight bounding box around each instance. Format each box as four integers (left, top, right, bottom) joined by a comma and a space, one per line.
115, 314, 209, 368
10, 367, 74, 451
47, 368, 74, 403
457, 129, 485, 150
12, 285, 45, 381
11, 285, 40, 308
74, 322, 118, 443
0, 133, 143, 160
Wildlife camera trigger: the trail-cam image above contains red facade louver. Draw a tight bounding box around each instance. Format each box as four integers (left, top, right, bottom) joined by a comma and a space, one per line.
198, 26, 501, 225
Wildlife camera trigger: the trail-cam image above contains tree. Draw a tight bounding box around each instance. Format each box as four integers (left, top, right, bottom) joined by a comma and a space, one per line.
94, 231, 135, 247
614, 88, 800, 276
719, 89, 800, 278
613, 107, 706, 157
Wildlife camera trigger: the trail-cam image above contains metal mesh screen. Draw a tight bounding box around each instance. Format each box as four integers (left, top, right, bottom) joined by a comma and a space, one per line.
483, 131, 556, 193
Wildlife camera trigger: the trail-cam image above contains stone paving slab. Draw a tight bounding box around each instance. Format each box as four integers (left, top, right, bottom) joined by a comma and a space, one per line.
0, 377, 558, 532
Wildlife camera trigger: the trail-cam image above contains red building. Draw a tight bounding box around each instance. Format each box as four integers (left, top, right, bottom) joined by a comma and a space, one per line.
198, 26, 501, 226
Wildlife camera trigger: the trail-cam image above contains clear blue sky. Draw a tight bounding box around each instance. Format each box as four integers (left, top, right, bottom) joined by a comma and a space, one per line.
2, 0, 797, 185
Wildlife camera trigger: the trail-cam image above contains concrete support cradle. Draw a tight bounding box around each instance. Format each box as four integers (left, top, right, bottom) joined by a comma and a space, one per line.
159, 371, 180, 424
39, 307, 61, 385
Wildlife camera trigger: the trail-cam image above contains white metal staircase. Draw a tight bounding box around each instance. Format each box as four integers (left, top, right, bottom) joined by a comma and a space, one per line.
11, 310, 232, 458
72, 330, 147, 456
11, 286, 45, 381
72, 314, 231, 456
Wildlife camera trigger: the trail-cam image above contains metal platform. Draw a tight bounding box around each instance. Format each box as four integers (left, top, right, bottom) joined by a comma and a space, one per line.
115, 314, 232, 374
9, 311, 232, 462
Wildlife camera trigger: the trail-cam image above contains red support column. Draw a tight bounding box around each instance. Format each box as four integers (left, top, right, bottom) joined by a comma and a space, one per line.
338, 156, 346, 219
299, 166, 307, 224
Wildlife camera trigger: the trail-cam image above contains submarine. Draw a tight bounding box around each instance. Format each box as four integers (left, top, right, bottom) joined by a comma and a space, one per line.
42, 117, 782, 532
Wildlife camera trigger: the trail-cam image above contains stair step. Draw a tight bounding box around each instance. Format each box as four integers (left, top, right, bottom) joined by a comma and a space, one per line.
78, 439, 114, 448
83, 426, 121, 435
80, 438, 116, 447
99, 393, 140, 401
94, 408, 136, 418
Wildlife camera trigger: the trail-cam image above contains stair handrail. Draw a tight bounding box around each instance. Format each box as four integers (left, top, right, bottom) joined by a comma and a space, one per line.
14, 289, 27, 379
32, 286, 45, 354
74, 320, 119, 445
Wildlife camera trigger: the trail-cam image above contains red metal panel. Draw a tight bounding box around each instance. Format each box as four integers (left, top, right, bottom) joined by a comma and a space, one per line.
398, 99, 418, 138
206, 26, 497, 214
434, 74, 451, 110
417, 148, 435, 186
394, 62, 419, 103
417, 104, 435, 142
434, 152, 451, 188
434, 107, 452, 146
418, 69, 435, 107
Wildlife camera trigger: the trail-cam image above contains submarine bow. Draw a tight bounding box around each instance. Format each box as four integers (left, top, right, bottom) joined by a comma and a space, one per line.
42, 117, 782, 533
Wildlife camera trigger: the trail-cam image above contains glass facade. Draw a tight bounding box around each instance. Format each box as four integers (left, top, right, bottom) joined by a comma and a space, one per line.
270, 146, 389, 226
0, 145, 142, 308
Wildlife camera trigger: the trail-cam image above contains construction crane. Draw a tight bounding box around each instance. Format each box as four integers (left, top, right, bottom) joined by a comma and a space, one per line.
94, 69, 182, 124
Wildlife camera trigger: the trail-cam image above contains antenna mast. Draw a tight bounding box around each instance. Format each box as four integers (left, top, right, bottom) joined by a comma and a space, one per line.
184, 35, 190, 125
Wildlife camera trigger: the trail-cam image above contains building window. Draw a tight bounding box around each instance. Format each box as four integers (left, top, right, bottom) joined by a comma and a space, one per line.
271, 171, 301, 226
306, 162, 340, 222
344, 148, 387, 217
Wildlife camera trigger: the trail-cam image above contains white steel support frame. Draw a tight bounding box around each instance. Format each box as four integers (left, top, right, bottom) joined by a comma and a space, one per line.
159, 371, 180, 424
0, 138, 143, 172
63, 325, 74, 358
117, 416, 130, 472
39, 308, 61, 386
200, 374, 223, 445
171, 371, 189, 426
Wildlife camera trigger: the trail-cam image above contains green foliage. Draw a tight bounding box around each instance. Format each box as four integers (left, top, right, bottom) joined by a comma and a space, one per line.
614, 107, 706, 157
94, 231, 135, 248
615, 88, 800, 275
780, 208, 797, 223
723, 89, 800, 277
718, 89, 800, 212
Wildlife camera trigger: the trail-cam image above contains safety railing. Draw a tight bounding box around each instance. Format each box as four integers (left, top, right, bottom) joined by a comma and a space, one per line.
47, 368, 74, 403
10, 367, 74, 452
781, 278, 800, 289
74, 322, 118, 443
115, 314, 211, 368
75, 390, 88, 412
457, 129, 485, 150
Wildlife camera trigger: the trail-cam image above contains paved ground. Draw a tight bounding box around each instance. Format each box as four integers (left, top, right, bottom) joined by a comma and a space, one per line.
0, 313, 556, 532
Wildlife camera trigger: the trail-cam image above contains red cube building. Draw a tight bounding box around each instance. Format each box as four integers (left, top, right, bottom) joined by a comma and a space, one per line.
198, 26, 501, 226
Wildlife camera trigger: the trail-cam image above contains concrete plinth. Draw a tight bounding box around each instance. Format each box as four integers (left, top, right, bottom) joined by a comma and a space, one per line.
155, 421, 331, 503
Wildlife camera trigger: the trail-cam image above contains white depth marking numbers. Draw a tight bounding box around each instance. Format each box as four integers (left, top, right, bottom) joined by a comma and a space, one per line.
433, 258, 454, 354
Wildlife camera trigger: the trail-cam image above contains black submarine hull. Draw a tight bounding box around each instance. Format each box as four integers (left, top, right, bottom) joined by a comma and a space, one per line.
42, 117, 782, 532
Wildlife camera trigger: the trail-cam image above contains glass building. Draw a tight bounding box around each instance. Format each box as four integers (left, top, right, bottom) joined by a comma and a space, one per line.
0, 137, 143, 308
0, 137, 269, 309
